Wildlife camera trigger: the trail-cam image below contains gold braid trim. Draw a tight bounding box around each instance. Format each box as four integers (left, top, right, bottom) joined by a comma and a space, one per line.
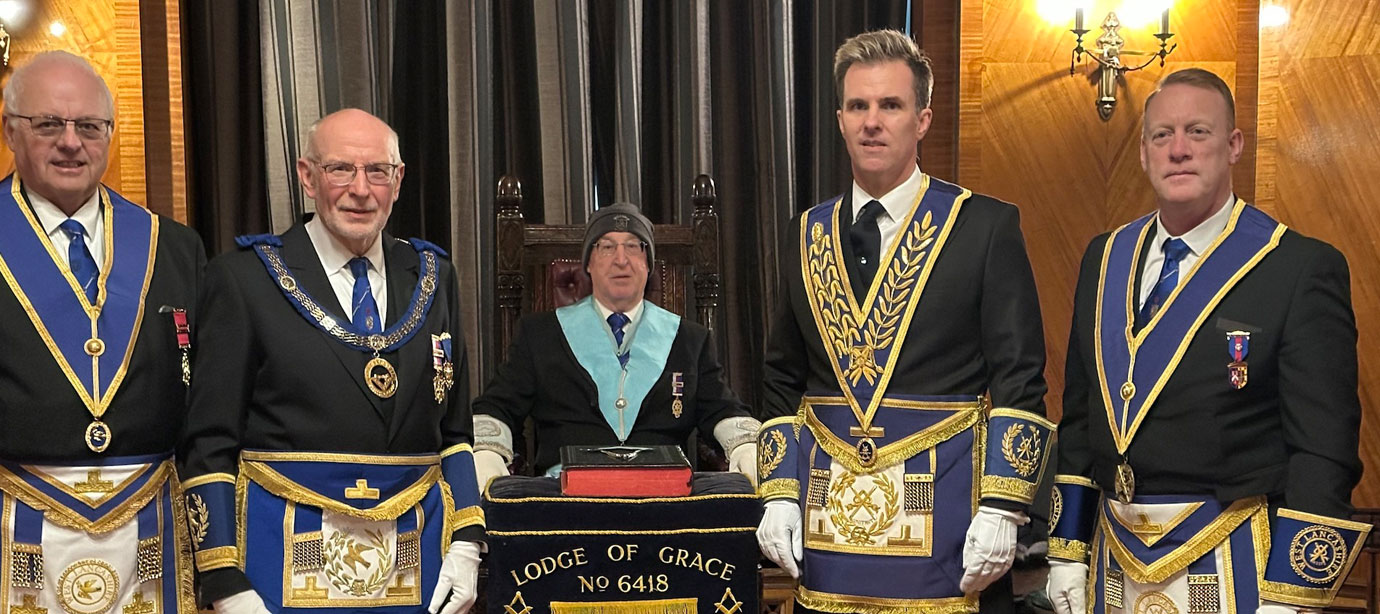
440, 443, 473, 458
805, 404, 980, 475
797, 586, 978, 614
238, 461, 439, 521
759, 479, 800, 501
1103, 497, 1265, 584
1049, 537, 1090, 562
194, 546, 239, 571
180, 472, 235, 489
550, 598, 698, 614
449, 505, 485, 531
169, 474, 199, 613
0, 460, 172, 534
980, 475, 1039, 505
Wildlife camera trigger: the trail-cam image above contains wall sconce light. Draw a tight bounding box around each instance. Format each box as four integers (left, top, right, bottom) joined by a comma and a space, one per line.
0, 0, 26, 69
1069, 7, 1177, 120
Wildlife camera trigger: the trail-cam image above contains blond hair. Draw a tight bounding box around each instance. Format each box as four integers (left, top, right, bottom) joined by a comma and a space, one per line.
833, 29, 933, 109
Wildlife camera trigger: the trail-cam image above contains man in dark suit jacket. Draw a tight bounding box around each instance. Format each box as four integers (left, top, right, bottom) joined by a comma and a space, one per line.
470, 202, 758, 486
755, 29, 1052, 614
1047, 68, 1367, 614
179, 109, 483, 614
0, 51, 204, 613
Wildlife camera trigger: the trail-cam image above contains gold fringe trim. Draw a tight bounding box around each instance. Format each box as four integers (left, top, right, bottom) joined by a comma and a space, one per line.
980, 475, 1038, 505
758, 479, 799, 501
194, 546, 239, 571
796, 586, 977, 614
238, 461, 439, 521
1049, 537, 1090, 562
805, 403, 980, 475
550, 598, 698, 613
1102, 497, 1264, 584
1259, 579, 1340, 608
0, 460, 172, 534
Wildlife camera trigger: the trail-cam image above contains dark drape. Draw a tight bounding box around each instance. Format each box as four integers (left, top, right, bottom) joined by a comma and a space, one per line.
385, 1, 452, 243
493, 1, 546, 223
183, 0, 271, 256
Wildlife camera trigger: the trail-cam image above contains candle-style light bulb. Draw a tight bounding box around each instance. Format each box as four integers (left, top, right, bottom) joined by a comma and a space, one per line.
1160, 9, 1170, 34
1075, 7, 1085, 30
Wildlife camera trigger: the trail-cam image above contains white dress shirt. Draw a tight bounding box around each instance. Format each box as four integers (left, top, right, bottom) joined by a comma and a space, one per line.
849, 164, 925, 258
592, 297, 645, 356
1138, 194, 1236, 309
305, 218, 388, 323
29, 190, 104, 269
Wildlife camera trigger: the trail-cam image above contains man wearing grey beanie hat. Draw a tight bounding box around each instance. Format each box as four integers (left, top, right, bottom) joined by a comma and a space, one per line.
471, 202, 760, 492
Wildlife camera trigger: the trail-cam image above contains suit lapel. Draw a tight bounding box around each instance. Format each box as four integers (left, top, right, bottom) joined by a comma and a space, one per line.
386, 238, 427, 443
279, 225, 386, 418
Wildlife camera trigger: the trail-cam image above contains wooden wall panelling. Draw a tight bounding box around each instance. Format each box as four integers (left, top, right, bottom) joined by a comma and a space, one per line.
1256, 0, 1380, 507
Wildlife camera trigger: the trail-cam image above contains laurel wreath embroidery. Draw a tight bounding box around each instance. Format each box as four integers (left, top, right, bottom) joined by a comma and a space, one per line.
826, 472, 899, 546
187, 494, 210, 548
807, 212, 937, 387
323, 529, 394, 597
758, 430, 788, 479
1001, 424, 1042, 478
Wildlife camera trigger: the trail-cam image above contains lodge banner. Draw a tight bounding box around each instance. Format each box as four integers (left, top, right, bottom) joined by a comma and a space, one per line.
483, 473, 762, 613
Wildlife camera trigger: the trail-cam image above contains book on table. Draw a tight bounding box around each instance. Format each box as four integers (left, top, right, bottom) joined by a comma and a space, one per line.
559, 444, 693, 497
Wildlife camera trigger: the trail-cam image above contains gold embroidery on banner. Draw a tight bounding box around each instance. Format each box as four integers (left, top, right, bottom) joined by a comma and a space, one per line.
1133, 591, 1179, 614
1001, 423, 1042, 478
1289, 525, 1347, 584
716, 587, 742, 614
504, 592, 532, 614
758, 430, 787, 479
485, 527, 757, 537
187, 494, 209, 547
826, 472, 899, 546
549, 598, 698, 614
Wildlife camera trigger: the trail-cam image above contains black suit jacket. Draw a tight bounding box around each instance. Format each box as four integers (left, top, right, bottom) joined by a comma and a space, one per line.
178, 223, 476, 602
473, 309, 749, 474
1058, 223, 1361, 518
762, 190, 1048, 421
0, 212, 204, 460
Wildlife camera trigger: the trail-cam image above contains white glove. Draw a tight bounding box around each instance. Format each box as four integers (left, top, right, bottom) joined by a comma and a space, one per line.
428, 541, 482, 614
959, 505, 1028, 592
473, 449, 509, 496
757, 499, 803, 578
1046, 559, 1089, 614
1258, 601, 1314, 614
213, 590, 272, 614
728, 444, 757, 486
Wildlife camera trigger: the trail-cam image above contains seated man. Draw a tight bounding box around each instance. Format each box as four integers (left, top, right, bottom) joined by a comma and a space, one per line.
471, 203, 758, 487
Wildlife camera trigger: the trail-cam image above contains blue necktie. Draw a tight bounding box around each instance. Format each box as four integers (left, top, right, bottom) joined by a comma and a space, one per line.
607, 312, 630, 368
349, 257, 381, 334
1137, 238, 1191, 330
59, 219, 99, 303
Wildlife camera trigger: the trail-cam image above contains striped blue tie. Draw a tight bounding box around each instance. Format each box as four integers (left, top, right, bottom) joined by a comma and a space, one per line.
349, 257, 381, 334
1137, 238, 1191, 330
59, 220, 99, 303
607, 312, 630, 368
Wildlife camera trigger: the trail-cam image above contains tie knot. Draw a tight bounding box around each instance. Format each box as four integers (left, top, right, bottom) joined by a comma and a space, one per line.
348, 257, 370, 280
607, 312, 630, 332
856, 200, 884, 225
1162, 238, 1190, 262
59, 219, 88, 239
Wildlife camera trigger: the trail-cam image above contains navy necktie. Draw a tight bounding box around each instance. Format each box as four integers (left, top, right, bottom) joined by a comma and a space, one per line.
59, 219, 99, 303
850, 199, 885, 299
349, 257, 381, 334
1137, 238, 1191, 330
607, 312, 630, 368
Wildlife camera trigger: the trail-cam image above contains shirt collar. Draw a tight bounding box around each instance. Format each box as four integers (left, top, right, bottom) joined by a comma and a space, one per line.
29, 188, 102, 238
1153, 193, 1236, 257
305, 215, 386, 275
592, 296, 645, 324
851, 164, 924, 224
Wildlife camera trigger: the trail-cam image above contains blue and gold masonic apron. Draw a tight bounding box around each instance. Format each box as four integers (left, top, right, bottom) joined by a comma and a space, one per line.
1088, 200, 1285, 614
784, 176, 985, 613
237, 451, 455, 613
0, 174, 196, 613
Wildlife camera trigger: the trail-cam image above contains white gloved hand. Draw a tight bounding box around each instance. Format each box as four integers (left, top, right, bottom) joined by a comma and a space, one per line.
213, 589, 272, 614
427, 541, 482, 614
473, 449, 509, 496
728, 444, 757, 486
1257, 601, 1313, 614
1046, 559, 1089, 614
959, 505, 1029, 592
757, 499, 803, 579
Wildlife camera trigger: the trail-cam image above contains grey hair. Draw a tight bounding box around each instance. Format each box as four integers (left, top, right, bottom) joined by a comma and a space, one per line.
302, 109, 402, 164
3, 50, 116, 119
833, 29, 933, 110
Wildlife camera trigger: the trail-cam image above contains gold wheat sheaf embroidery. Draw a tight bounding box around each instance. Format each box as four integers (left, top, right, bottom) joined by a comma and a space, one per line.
826, 472, 899, 546
1001, 423, 1042, 479
187, 494, 210, 547
808, 213, 937, 387
759, 430, 787, 479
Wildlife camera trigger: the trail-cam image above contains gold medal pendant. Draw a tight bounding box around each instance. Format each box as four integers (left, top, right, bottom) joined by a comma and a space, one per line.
364, 356, 398, 398
1115, 461, 1136, 503
85, 420, 112, 453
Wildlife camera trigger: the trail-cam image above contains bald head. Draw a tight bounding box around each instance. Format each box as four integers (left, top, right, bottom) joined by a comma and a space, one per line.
295, 108, 406, 255
304, 108, 401, 165
3, 51, 114, 119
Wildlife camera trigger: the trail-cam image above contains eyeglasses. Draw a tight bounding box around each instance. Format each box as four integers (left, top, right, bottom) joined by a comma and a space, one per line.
314, 161, 400, 186
7, 114, 113, 140
592, 240, 647, 259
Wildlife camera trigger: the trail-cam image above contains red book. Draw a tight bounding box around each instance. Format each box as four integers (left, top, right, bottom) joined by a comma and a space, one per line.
559, 445, 693, 497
